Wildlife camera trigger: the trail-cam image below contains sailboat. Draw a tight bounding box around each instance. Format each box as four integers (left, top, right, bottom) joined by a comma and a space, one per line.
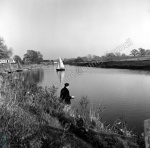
16, 61, 23, 72
7, 62, 13, 73
56, 57, 65, 71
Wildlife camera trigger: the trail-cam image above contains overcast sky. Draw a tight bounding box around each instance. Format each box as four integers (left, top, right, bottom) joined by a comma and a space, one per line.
0, 0, 150, 59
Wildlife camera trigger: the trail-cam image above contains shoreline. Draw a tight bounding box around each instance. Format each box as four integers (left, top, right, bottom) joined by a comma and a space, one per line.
65, 60, 150, 71
0, 64, 146, 147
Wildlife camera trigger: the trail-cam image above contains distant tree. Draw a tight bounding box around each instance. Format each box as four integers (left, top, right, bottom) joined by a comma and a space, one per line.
130, 49, 139, 57
138, 48, 146, 56
121, 53, 126, 57
74, 57, 84, 63
37, 51, 43, 62
146, 49, 150, 55
63, 58, 76, 64
105, 52, 116, 61
121, 53, 127, 60
92, 55, 101, 61
0, 37, 13, 58
87, 54, 93, 60
13, 55, 22, 63
115, 52, 121, 57
23, 50, 43, 64
114, 52, 122, 60
101, 55, 107, 61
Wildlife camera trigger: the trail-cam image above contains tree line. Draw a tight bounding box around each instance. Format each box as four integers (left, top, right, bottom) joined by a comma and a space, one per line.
0, 37, 13, 58
0, 37, 43, 64
101, 48, 150, 61
64, 48, 150, 64
14, 50, 43, 64
13, 50, 43, 64
130, 48, 150, 57
1, 37, 150, 64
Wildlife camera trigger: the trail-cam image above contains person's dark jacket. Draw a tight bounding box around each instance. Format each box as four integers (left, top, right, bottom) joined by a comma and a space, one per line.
60, 87, 72, 104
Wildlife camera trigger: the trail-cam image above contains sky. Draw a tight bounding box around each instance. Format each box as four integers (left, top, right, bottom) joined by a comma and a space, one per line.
0, 0, 150, 60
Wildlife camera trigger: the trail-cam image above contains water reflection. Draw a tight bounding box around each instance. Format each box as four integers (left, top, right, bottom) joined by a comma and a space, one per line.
56, 71, 65, 84
0, 68, 44, 93
112, 69, 150, 76
21, 68, 44, 84
130, 69, 150, 75
0, 68, 44, 109
18, 68, 43, 83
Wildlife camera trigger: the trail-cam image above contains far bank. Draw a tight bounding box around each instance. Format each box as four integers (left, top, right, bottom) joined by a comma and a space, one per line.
65, 60, 150, 70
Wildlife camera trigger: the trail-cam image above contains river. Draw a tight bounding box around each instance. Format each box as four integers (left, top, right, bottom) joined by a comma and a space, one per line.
36, 65, 150, 135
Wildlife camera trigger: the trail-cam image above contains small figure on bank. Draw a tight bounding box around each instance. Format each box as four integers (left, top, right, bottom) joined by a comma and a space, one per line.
60, 83, 74, 104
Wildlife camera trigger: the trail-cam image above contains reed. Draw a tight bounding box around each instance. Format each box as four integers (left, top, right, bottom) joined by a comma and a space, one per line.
0, 72, 145, 147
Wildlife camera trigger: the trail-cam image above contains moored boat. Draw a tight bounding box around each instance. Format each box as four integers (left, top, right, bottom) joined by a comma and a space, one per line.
16, 61, 23, 72
56, 57, 65, 71
7, 63, 13, 73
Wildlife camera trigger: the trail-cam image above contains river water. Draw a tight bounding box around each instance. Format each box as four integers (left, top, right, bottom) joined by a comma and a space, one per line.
36, 65, 150, 135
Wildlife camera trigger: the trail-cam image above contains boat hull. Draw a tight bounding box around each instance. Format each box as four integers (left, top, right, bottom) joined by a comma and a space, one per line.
16, 69, 23, 72
56, 69, 65, 71
7, 71, 13, 73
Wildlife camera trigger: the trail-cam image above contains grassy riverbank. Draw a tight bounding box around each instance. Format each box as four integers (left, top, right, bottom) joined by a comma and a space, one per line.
0, 72, 145, 148
66, 60, 150, 70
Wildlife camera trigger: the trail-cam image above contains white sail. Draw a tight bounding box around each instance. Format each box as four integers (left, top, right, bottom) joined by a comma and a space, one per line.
57, 60, 60, 69
58, 57, 64, 69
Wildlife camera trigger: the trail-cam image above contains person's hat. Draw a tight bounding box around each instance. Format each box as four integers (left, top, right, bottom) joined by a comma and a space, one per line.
65, 83, 69, 87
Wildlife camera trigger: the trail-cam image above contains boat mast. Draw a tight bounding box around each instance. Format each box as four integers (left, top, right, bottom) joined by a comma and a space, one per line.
17, 61, 22, 69
59, 57, 64, 68
57, 58, 60, 69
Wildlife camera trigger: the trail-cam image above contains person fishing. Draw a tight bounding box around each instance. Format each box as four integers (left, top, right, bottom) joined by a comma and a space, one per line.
60, 83, 74, 104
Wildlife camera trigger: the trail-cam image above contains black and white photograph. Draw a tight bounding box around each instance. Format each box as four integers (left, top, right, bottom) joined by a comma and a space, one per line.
0, 0, 150, 147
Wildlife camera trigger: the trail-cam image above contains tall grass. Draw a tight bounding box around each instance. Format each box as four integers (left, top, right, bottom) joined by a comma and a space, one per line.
76, 96, 136, 137
0, 71, 145, 148
0, 72, 65, 147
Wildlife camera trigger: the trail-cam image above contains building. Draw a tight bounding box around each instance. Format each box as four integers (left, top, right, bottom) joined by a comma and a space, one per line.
0, 58, 15, 64
40, 60, 51, 65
